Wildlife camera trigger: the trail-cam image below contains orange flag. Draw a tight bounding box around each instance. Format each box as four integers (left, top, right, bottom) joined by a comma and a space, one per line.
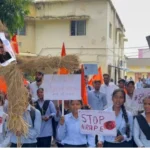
61, 42, 66, 57
0, 77, 7, 94
81, 65, 88, 105
0, 77, 29, 94
58, 43, 69, 74
11, 34, 19, 54
89, 67, 104, 86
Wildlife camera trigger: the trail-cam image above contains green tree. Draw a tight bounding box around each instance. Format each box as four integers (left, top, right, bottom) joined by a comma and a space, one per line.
0, 0, 32, 35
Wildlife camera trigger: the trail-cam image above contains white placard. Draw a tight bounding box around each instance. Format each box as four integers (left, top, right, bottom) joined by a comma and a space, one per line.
83, 64, 98, 75
132, 88, 150, 111
78, 110, 117, 136
0, 32, 16, 66
43, 75, 81, 100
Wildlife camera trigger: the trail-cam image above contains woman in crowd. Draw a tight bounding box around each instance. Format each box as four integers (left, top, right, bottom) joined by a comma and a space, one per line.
57, 100, 95, 147
55, 100, 70, 147
134, 95, 150, 147
97, 89, 133, 147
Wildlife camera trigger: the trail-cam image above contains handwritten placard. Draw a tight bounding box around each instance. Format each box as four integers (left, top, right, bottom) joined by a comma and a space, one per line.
132, 88, 150, 110
78, 110, 117, 136
83, 64, 98, 75
43, 75, 81, 100
0, 32, 16, 66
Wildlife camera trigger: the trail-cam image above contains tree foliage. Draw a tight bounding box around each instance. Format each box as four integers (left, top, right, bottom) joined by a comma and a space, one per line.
0, 0, 32, 35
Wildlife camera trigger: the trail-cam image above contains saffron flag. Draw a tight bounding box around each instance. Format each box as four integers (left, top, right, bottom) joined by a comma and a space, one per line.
89, 67, 104, 86
11, 34, 19, 54
58, 43, 69, 74
81, 65, 88, 105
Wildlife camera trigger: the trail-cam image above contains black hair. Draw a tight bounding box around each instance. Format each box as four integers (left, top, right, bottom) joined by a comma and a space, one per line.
74, 69, 81, 74
94, 80, 101, 84
0, 94, 4, 106
112, 89, 130, 138
126, 81, 135, 87
70, 100, 83, 105
36, 71, 44, 76
103, 74, 110, 78
118, 79, 125, 84
37, 88, 44, 94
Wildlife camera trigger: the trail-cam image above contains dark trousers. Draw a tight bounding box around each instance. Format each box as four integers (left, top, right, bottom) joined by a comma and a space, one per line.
11, 143, 36, 148
104, 141, 133, 148
95, 135, 98, 146
56, 142, 64, 147
37, 136, 51, 147
63, 144, 87, 148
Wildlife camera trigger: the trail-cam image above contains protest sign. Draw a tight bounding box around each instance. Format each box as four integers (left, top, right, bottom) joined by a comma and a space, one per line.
43, 75, 81, 100
0, 32, 16, 66
78, 110, 117, 136
132, 88, 150, 110
83, 64, 98, 75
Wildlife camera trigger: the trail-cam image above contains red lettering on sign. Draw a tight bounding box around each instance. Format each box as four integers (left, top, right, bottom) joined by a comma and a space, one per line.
99, 116, 104, 124
99, 126, 104, 132
94, 125, 98, 130
82, 114, 87, 123
93, 116, 98, 124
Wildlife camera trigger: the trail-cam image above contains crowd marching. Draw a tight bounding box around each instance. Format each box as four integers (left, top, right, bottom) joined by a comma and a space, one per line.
0, 70, 149, 148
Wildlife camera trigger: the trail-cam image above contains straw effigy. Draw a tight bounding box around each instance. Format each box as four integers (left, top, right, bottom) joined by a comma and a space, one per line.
0, 54, 80, 147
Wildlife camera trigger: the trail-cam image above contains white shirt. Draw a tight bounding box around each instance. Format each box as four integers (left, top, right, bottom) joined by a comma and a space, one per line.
134, 112, 150, 147
0, 109, 10, 147
146, 78, 150, 85
125, 94, 144, 116
57, 113, 95, 147
29, 81, 44, 102
136, 81, 143, 89
100, 83, 118, 107
125, 94, 138, 116
98, 106, 133, 143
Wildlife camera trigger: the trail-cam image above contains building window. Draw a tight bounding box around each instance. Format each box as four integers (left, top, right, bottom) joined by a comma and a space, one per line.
71, 20, 86, 36
17, 24, 26, 36
109, 23, 112, 39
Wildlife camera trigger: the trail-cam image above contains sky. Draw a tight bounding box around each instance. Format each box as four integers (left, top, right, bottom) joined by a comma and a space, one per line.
112, 0, 150, 57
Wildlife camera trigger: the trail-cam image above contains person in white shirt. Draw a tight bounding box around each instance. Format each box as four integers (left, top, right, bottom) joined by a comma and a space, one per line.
145, 76, 150, 88
125, 81, 142, 116
100, 74, 118, 107
97, 89, 133, 147
134, 95, 150, 147
135, 78, 143, 89
110, 79, 115, 86
29, 71, 44, 102
57, 100, 95, 147
88, 80, 107, 110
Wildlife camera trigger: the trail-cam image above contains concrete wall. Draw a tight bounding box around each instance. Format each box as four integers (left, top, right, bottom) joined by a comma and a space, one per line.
17, 0, 125, 77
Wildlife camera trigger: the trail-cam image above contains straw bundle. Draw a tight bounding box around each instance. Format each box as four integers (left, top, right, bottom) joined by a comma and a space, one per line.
0, 64, 29, 147
17, 54, 80, 74
0, 54, 80, 147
